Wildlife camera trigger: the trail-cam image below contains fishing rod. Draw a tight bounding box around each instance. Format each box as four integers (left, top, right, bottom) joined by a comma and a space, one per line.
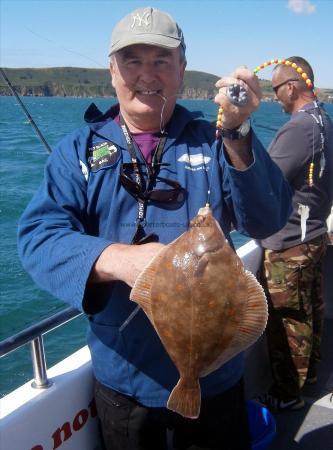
0, 67, 52, 154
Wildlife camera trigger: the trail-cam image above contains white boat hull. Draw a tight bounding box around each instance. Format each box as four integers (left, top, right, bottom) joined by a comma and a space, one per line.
0, 347, 100, 450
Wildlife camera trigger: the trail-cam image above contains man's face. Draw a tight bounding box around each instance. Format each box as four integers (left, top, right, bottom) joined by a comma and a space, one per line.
110, 44, 186, 132
271, 68, 296, 114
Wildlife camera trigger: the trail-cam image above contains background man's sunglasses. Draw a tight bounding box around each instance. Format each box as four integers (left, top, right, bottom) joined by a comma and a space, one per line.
272, 78, 299, 94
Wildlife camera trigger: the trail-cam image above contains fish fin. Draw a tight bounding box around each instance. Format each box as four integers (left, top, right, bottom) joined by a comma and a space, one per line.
241, 269, 268, 339
130, 247, 167, 313
201, 270, 268, 376
222, 270, 268, 361
167, 377, 201, 419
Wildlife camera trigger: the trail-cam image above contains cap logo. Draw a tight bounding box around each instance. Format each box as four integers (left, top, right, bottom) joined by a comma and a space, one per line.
109, 7, 186, 56
131, 10, 152, 30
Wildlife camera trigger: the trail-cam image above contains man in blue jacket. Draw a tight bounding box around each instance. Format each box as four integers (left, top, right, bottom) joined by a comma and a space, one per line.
18, 6, 292, 450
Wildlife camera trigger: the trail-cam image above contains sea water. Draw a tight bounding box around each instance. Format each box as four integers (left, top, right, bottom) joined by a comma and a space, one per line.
0, 96, 332, 396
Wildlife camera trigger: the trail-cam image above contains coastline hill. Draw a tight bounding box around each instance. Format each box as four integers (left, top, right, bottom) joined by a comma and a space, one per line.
0, 67, 332, 102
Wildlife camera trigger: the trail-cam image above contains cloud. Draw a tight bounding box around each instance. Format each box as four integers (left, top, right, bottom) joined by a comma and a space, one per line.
287, 0, 317, 15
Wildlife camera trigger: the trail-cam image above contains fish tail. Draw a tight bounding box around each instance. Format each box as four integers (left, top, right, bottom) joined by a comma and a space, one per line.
167, 377, 201, 419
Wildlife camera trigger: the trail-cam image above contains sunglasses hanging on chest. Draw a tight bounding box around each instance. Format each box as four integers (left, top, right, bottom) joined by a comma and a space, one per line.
119, 116, 184, 244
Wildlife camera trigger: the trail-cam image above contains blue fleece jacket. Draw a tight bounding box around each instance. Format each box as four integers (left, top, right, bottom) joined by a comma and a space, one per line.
17, 103, 292, 407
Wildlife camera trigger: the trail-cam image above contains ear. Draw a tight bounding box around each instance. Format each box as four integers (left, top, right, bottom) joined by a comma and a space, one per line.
179, 61, 186, 85
288, 82, 298, 100
109, 63, 116, 89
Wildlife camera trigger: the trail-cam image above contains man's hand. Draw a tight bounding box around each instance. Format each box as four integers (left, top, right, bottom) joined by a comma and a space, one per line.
214, 66, 262, 129
89, 242, 165, 287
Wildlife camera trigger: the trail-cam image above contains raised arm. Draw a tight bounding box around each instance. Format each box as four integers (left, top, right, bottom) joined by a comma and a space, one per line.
215, 66, 262, 169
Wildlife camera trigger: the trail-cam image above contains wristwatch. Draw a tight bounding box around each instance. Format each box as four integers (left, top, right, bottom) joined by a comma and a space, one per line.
220, 119, 251, 140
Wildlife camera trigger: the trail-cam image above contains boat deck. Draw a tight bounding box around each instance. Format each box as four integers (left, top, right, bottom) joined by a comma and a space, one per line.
269, 318, 333, 450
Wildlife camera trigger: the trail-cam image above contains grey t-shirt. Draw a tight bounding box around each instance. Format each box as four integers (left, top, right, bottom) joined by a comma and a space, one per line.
261, 101, 333, 251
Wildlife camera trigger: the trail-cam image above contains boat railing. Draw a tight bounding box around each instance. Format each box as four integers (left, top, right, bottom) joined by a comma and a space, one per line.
0, 234, 262, 394
0, 306, 82, 389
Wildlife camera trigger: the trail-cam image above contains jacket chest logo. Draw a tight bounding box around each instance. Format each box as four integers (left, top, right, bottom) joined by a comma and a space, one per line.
178, 153, 211, 171
88, 142, 120, 172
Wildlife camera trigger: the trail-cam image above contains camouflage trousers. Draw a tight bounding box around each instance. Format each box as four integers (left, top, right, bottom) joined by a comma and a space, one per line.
261, 233, 329, 400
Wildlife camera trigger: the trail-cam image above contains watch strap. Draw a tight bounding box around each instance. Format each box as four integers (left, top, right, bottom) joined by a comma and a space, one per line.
220, 119, 250, 140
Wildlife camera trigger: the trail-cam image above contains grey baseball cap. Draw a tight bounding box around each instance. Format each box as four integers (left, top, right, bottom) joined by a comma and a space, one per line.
109, 7, 186, 56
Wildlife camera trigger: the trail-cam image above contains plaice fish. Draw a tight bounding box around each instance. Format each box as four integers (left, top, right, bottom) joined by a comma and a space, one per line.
130, 206, 268, 419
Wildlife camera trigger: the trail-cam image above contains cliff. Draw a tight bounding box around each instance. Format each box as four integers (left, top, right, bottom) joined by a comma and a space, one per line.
1, 67, 332, 101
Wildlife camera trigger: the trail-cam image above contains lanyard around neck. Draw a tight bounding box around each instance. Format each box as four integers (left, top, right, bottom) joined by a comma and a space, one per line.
119, 115, 168, 244
119, 116, 167, 166
298, 101, 326, 179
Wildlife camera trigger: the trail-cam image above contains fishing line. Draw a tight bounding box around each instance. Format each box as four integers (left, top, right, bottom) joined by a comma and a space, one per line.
24, 26, 107, 69
205, 161, 215, 208
156, 92, 180, 134
155, 91, 215, 208
156, 93, 168, 133
120, 87, 177, 134
1, 26, 108, 154
156, 90, 215, 207
0, 67, 53, 154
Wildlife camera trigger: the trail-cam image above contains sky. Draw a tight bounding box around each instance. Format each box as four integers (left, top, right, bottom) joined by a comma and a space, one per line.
1, 0, 332, 88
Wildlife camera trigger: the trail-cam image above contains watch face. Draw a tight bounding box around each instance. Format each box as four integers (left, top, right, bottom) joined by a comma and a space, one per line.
239, 120, 250, 136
